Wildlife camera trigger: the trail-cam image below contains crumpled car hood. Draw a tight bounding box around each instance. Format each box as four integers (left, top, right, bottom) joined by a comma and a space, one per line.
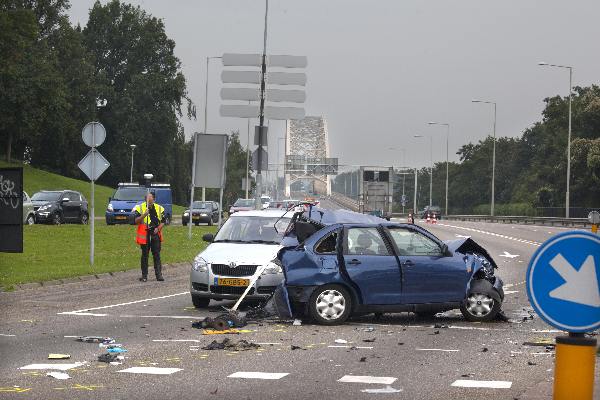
444, 237, 498, 269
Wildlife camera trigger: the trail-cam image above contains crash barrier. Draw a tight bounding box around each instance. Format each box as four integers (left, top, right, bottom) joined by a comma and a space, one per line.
441, 214, 592, 228
328, 192, 360, 212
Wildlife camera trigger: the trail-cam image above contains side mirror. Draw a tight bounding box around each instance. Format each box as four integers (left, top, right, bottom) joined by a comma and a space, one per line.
108, 197, 111, 203
202, 233, 214, 243
61, 197, 69, 203
441, 243, 450, 256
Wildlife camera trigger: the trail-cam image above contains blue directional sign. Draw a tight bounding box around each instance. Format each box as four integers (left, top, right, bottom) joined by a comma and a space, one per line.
526, 231, 600, 333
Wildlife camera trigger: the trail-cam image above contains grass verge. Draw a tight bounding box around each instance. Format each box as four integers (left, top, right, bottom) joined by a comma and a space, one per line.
0, 224, 215, 290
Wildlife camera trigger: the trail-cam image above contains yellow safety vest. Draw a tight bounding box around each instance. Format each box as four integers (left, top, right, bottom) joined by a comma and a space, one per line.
133, 202, 165, 245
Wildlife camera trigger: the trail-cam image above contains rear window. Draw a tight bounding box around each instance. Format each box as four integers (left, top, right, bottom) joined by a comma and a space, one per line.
234, 199, 254, 207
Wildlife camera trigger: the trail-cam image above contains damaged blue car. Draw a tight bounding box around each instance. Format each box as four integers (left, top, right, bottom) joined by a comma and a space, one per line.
276, 208, 504, 325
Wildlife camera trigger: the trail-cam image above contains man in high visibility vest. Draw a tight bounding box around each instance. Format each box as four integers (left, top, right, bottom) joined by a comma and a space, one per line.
133, 192, 165, 282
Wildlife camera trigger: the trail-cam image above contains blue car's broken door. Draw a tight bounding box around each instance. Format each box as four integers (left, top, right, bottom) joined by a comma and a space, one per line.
342, 226, 402, 304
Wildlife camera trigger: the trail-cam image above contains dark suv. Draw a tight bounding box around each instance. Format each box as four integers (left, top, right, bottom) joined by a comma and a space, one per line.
182, 201, 220, 226
32, 190, 89, 225
420, 206, 442, 220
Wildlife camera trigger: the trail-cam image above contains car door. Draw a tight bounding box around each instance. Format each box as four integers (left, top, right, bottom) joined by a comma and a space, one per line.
313, 229, 341, 270
342, 226, 402, 305
386, 226, 467, 304
64, 192, 79, 220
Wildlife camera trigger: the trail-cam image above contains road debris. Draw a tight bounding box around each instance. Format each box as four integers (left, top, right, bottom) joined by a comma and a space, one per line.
362, 338, 376, 343
433, 323, 448, 329
290, 345, 306, 350
334, 339, 348, 344
202, 338, 260, 351
201, 329, 252, 335
98, 353, 118, 363
363, 327, 375, 332
48, 354, 70, 359
527, 361, 537, 366
359, 357, 367, 362
107, 347, 127, 353
46, 372, 70, 380
192, 313, 247, 331
481, 347, 489, 352
523, 338, 554, 348
77, 336, 114, 344
293, 319, 302, 326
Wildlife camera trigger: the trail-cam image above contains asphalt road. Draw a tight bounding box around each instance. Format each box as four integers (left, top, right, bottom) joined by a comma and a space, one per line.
1, 200, 598, 399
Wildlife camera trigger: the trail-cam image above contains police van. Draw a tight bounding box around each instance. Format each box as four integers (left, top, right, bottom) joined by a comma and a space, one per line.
106, 183, 173, 225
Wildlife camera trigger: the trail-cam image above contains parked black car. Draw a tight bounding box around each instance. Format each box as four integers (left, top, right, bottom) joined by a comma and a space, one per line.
182, 201, 220, 226
32, 190, 89, 225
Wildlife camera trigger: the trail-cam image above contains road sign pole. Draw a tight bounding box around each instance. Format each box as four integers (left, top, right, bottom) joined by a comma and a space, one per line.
554, 334, 596, 400
90, 124, 95, 266
188, 133, 198, 240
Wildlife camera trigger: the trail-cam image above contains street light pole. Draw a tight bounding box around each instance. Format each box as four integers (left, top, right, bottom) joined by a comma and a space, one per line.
538, 62, 573, 218
202, 55, 222, 202
471, 100, 497, 216
388, 147, 407, 213
129, 144, 136, 182
428, 122, 450, 215
414, 135, 433, 208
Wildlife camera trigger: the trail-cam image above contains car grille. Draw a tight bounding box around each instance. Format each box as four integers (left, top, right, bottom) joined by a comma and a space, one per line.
211, 264, 257, 277
192, 282, 208, 292
210, 286, 255, 295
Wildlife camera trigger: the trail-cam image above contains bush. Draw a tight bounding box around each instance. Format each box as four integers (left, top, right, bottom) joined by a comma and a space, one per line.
472, 203, 536, 216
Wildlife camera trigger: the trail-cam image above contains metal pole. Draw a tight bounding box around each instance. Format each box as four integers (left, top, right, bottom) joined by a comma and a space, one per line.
255, 0, 269, 209
402, 172, 406, 214
245, 102, 251, 198
566, 68, 572, 218
130, 145, 135, 182
218, 137, 227, 227
429, 136, 433, 208
90, 124, 95, 266
413, 168, 418, 217
188, 133, 198, 239
202, 56, 209, 202
445, 125, 449, 216
491, 103, 497, 216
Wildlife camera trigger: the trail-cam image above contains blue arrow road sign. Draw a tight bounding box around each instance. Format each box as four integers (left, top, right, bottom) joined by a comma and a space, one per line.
526, 231, 600, 332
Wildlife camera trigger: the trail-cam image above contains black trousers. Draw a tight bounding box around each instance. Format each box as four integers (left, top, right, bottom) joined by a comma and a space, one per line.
140, 233, 162, 277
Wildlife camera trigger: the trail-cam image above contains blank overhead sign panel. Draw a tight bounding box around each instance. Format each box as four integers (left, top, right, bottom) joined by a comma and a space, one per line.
222, 53, 307, 68
267, 89, 305, 103
221, 71, 261, 84
267, 72, 306, 86
220, 88, 260, 102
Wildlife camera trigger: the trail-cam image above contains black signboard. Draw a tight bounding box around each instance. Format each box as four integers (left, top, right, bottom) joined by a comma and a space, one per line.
0, 167, 23, 252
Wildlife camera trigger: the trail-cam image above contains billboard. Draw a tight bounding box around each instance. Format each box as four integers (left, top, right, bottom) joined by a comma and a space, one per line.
193, 134, 228, 189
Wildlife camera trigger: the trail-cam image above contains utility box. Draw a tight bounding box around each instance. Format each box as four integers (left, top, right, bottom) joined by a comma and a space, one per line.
358, 166, 394, 220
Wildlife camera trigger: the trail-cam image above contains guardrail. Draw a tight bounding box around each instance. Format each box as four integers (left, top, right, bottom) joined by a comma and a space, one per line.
328, 192, 359, 212
442, 214, 591, 227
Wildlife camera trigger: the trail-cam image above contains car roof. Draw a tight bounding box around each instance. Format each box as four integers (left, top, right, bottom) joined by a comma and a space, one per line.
230, 209, 290, 217
303, 207, 385, 225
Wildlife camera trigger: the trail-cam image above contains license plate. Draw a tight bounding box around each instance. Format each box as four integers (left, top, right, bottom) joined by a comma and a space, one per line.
216, 278, 249, 287
116, 216, 127, 220
192, 216, 200, 220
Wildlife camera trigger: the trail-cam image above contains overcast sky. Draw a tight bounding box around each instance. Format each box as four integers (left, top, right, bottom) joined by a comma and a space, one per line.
68, 0, 600, 169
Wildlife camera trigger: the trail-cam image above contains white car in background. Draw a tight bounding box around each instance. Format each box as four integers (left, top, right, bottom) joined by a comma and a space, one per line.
189, 209, 291, 308
260, 195, 271, 209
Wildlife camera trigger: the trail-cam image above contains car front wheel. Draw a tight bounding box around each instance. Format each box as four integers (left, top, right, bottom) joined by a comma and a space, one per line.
26, 214, 35, 225
191, 295, 210, 308
309, 284, 352, 325
460, 292, 500, 322
79, 212, 89, 224
52, 213, 62, 225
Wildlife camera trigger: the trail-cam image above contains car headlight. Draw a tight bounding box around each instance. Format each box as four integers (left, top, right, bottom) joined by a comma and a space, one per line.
183, 211, 189, 216
38, 204, 51, 211
262, 260, 282, 275
192, 256, 208, 272
200, 213, 207, 217
107, 203, 114, 212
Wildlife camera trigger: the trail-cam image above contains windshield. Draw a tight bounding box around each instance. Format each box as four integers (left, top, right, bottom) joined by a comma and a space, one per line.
32, 192, 61, 201
261, 197, 270, 204
192, 201, 211, 209
233, 199, 254, 207
214, 216, 291, 244
112, 187, 147, 201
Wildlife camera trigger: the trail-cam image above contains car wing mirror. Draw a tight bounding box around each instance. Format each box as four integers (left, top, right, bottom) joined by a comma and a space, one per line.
202, 233, 214, 243
61, 197, 69, 203
441, 243, 450, 256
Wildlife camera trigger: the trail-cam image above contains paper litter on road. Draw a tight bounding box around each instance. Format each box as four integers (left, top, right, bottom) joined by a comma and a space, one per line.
334, 339, 348, 344
20, 362, 85, 371
118, 367, 182, 375
48, 354, 70, 359
46, 371, 70, 380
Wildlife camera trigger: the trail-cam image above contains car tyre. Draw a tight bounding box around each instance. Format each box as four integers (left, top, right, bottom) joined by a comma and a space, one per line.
191, 295, 210, 308
460, 291, 501, 322
79, 212, 89, 225
164, 215, 171, 225
26, 214, 35, 225
208, 218, 213, 226
52, 213, 62, 225
308, 284, 352, 325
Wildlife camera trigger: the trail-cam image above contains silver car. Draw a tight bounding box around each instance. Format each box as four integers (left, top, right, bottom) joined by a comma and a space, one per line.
190, 209, 291, 308
23, 191, 35, 225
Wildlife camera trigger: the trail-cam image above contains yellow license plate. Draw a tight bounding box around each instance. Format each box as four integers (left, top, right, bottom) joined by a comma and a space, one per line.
216, 278, 249, 287
116, 216, 127, 220
192, 216, 200, 220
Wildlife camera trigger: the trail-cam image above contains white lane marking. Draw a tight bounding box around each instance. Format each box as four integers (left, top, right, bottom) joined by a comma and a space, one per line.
437, 223, 542, 247
0, 334, 16, 337
504, 281, 525, 288
338, 375, 397, 385
416, 348, 459, 352
361, 386, 403, 393
20, 363, 86, 371
504, 290, 519, 295
58, 292, 188, 314
59, 312, 108, 317
328, 345, 373, 349
153, 339, 202, 343
531, 329, 563, 333
499, 251, 519, 259
119, 367, 182, 375
256, 342, 283, 346
228, 372, 289, 380
456, 234, 471, 238
451, 379, 512, 389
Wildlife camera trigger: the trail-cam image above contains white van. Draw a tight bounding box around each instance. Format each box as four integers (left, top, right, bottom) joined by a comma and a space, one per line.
189, 209, 290, 307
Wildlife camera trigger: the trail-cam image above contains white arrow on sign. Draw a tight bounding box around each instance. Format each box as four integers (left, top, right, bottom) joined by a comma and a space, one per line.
499, 251, 519, 259
549, 253, 600, 307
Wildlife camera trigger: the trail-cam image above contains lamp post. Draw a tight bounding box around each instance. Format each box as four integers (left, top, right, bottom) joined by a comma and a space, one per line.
129, 144, 136, 182
538, 62, 574, 218
471, 100, 497, 216
388, 147, 407, 213
414, 135, 433, 208
428, 122, 449, 215
276, 137, 285, 200
201, 55, 222, 201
